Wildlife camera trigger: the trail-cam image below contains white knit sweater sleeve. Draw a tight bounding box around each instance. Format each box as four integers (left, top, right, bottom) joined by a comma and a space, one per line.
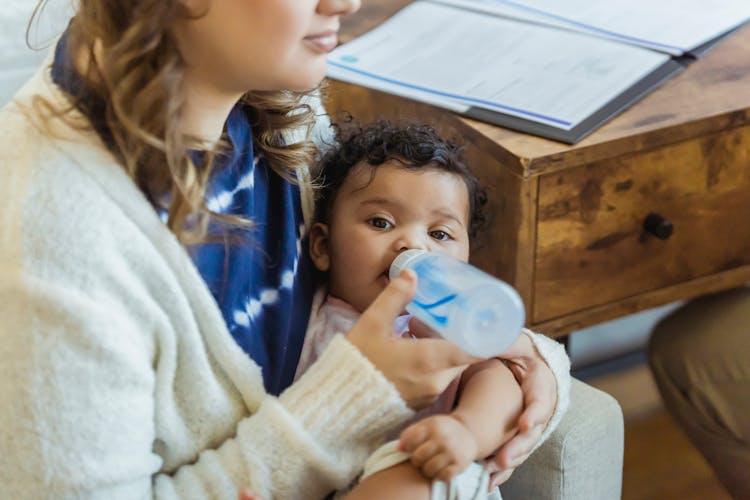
520, 329, 572, 450
153, 337, 414, 500
0, 86, 414, 500
0, 251, 412, 500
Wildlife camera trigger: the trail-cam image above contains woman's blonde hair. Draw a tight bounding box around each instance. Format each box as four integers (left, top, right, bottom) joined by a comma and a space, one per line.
31, 0, 318, 244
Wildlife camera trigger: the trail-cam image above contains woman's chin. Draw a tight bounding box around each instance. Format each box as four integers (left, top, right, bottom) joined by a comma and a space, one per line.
285, 65, 327, 92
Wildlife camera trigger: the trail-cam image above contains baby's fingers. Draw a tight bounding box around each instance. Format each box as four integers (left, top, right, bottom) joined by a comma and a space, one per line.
410, 439, 441, 469
399, 421, 430, 453
421, 452, 454, 479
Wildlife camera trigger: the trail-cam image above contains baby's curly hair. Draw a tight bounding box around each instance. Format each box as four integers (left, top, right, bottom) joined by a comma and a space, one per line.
315, 120, 488, 240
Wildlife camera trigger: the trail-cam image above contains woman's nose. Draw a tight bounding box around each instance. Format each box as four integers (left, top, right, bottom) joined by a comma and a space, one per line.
317, 0, 361, 17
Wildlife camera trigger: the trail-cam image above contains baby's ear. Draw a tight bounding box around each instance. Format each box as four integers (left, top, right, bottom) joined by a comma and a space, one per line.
309, 222, 331, 272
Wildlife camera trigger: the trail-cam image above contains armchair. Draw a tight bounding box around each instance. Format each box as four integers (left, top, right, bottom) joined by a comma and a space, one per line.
501, 379, 624, 499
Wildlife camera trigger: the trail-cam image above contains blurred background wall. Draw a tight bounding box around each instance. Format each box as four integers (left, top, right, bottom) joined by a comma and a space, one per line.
0, 0, 72, 105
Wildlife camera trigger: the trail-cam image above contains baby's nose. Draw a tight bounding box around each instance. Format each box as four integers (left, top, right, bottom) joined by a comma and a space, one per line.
395, 233, 429, 253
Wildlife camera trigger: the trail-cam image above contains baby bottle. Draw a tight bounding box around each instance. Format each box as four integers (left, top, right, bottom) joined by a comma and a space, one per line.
389, 249, 525, 357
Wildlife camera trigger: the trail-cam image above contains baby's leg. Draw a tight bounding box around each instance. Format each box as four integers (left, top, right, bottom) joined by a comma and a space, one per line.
344, 462, 430, 500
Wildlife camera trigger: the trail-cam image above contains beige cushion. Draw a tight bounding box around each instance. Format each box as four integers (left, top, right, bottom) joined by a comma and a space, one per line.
501, 379, 624, 500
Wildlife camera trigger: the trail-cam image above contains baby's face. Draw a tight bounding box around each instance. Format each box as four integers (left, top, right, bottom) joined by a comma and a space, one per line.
311, 160, 471, 313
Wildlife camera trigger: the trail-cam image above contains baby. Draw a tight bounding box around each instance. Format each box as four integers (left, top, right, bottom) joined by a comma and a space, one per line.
297, 121, 523, 499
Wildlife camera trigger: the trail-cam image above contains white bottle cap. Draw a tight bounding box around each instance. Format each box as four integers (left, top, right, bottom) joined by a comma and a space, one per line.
389, 249, 427, 281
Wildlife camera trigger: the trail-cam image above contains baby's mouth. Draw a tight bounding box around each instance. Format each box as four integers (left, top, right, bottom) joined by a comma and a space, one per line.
381, 270, 391, 285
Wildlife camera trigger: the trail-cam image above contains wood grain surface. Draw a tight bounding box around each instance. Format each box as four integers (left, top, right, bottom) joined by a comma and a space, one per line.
534, 125, 750, 322
337, 0, 750, 176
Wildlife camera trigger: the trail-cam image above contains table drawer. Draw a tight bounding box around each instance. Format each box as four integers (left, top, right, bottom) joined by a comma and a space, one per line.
533, 126, 750, 322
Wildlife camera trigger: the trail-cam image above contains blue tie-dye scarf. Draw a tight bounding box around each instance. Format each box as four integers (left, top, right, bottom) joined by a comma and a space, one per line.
51, 33, 315, 395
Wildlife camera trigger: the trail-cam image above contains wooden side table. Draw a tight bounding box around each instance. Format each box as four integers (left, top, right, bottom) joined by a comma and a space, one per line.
325, 0, 750, 337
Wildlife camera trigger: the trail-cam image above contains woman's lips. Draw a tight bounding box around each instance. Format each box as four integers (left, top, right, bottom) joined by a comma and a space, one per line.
303, 31, 339, 54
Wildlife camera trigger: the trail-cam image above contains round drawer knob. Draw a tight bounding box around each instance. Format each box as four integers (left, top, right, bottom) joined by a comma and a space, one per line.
643, 213, 673, 240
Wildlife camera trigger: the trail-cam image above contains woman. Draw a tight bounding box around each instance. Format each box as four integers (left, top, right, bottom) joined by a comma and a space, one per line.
0, 0, 566, 498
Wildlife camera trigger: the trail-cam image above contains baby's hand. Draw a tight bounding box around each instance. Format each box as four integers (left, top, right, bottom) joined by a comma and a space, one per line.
399, 414, 478, 482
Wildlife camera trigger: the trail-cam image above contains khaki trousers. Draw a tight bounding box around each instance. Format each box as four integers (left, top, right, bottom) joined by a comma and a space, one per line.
648, 286, 750, 499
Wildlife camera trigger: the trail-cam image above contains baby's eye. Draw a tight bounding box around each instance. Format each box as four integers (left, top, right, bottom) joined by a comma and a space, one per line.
430, 230, 451, 241
369, 217, 393, 230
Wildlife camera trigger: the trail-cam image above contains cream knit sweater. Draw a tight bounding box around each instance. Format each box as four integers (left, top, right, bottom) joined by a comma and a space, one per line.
0, 64, 569, 500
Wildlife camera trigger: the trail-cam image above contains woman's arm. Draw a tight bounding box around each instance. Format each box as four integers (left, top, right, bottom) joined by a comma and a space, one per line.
0, 142, 413, 499
407, 319, 571, 488
0, 106, 487, 499
486, 330, 571, 487
0, 276, 415, 499
398, 359, 523, 481
0, 268, 482, 500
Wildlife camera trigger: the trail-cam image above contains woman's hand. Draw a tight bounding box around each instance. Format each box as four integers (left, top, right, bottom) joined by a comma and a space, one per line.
346, 270, 484, 409
485, 333, 557, 489
409, 321, 558, 490
238, 489, 263, 500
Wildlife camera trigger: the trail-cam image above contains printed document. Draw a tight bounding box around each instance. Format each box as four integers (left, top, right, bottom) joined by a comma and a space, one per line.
450, 0, 750, 55
327, 1, 670, 130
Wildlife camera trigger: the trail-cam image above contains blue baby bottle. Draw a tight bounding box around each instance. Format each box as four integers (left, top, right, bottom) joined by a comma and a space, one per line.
389, 249, 525, 357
